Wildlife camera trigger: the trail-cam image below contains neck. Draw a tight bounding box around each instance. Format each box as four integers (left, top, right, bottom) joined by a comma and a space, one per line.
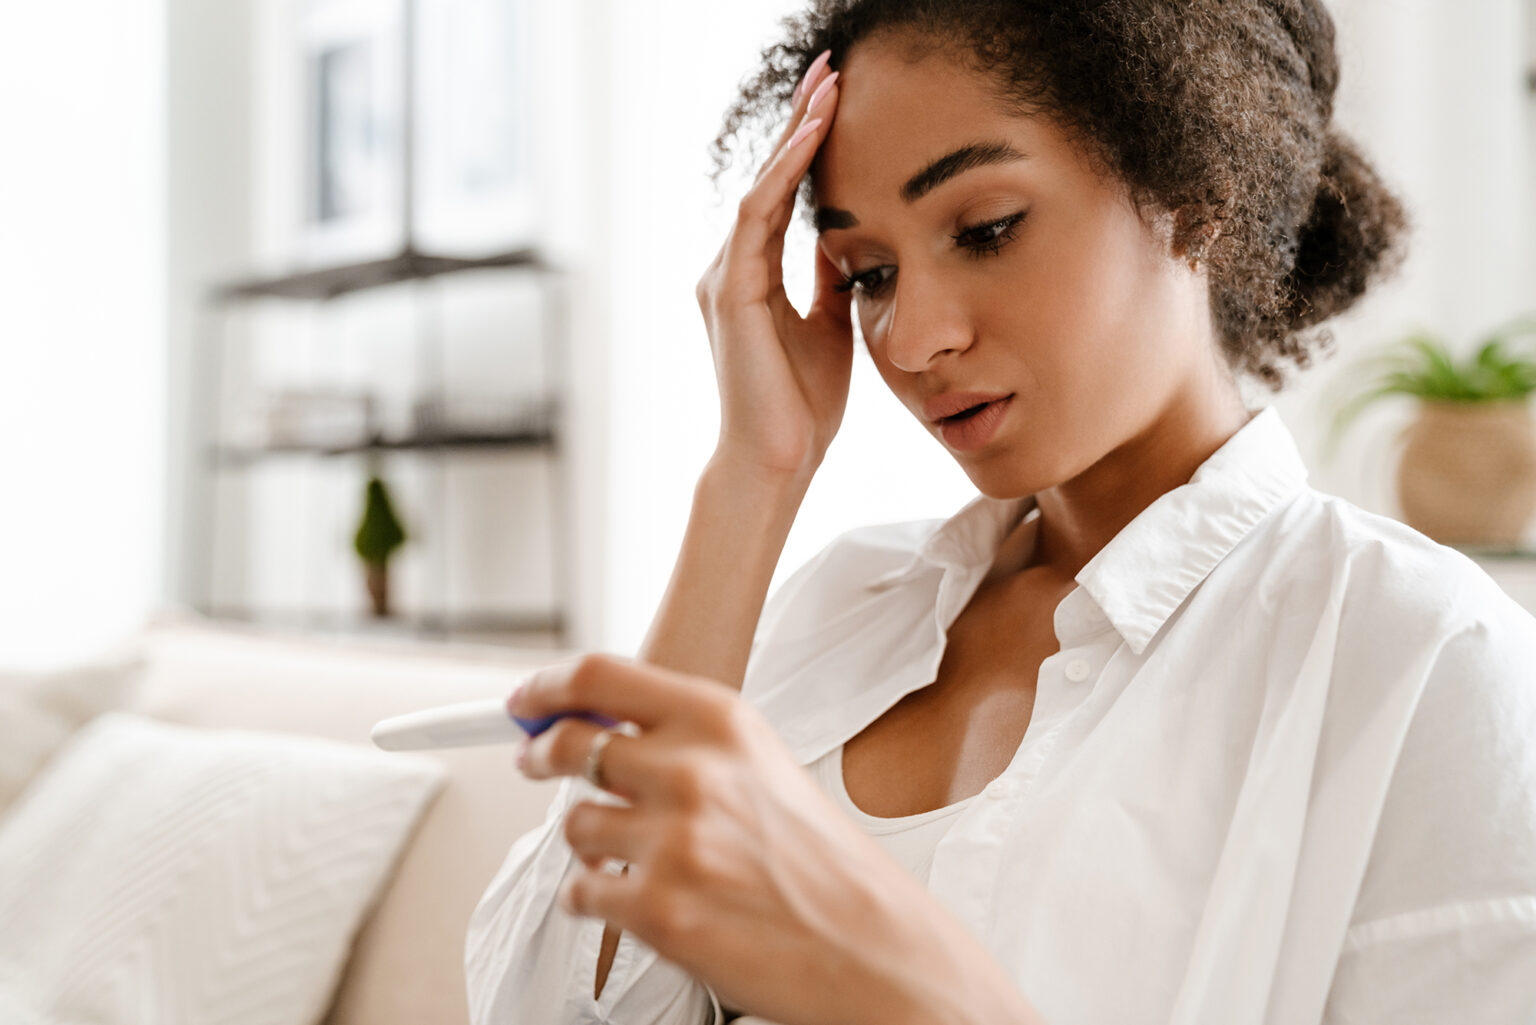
1005, 375, 1253, 584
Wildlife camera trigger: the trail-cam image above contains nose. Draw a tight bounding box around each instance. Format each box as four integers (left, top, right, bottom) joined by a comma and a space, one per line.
878, 268, 974, 373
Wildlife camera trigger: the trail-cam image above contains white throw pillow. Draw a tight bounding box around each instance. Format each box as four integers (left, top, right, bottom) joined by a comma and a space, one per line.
0, 711, 446, 1025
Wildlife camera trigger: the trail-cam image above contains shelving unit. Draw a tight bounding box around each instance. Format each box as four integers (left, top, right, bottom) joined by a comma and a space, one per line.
182, 0, 575, 648
189, 245, 573, 648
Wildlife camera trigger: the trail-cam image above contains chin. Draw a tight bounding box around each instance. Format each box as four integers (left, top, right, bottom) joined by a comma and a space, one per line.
954, 437, 1083, 500
957, 461, 1045, 502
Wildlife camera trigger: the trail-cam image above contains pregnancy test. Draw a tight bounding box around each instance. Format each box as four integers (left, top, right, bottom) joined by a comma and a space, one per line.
371, 698, 618, 751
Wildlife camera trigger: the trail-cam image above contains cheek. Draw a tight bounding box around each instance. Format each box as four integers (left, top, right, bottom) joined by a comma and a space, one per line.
1021, 209, 1179, 375
856, 301, 889, 348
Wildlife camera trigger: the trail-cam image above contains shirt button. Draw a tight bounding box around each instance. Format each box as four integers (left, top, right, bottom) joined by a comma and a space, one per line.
1064, 658, 1092, 682
987, 780, 1015, 801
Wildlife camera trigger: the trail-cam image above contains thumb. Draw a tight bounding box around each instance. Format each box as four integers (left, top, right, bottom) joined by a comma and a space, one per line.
807, 242, 853, 333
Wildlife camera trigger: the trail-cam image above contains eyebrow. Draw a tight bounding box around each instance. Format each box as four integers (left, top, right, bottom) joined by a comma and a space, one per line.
814, 139, 1029, 234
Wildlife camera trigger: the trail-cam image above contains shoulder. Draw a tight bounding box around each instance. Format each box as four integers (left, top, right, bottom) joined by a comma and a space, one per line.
1231, 491, 1536, 937
741, 515, 945, 711
1288, 494, 1536, 923
752, 517, 941, 644
1254, 486, 1531, 642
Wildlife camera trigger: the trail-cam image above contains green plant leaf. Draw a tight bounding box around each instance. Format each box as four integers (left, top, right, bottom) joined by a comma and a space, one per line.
1326, 316, 1536, 448
354, 475, 409, 566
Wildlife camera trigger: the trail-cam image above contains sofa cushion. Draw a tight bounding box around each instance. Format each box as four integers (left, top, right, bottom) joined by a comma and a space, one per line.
0, 711, 444, 1025
127, 613, 577, 1025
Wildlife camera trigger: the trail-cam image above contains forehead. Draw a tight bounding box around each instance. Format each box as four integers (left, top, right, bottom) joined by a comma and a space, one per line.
811, 37, 1066, 214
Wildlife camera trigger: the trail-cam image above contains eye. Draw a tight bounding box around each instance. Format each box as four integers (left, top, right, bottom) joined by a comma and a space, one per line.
952, 211, 1027, 257
832, 211, 1028, 298
833, 265, 894, 297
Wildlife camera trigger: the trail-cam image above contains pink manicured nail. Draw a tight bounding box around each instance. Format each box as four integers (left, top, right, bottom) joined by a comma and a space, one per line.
796, 49, 832, 104
788, 118, 823, 150
806, 71, 839, 114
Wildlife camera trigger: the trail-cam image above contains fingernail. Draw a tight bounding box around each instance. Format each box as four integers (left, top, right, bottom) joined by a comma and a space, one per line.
514, 738, 530, 770
788, 118, 823, 151
805, 71, 838, 114
797, 49, 832, 104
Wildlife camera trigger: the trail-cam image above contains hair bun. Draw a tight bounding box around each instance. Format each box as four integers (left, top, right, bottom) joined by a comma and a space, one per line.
1279, 129, 1409, 332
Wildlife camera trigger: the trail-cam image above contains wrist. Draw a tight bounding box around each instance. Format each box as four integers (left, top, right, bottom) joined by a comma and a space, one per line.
826, 869, 1045, 1025
704, 450, 818, 502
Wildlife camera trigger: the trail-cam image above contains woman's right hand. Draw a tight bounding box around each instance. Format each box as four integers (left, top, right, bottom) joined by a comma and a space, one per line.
696, 49, 853, 482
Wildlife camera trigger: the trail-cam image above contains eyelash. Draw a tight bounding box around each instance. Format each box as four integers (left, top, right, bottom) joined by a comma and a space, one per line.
833, 211, 1028, 298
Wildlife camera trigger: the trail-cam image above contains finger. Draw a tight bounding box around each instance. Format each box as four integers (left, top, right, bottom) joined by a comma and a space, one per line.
559, 860, 640, 923
723, 100, 837, 309
790, 48, 831, 110
508, 653, 722, 732
756, 48, 833, 186
520, 715, 649, 799
807, 240, 854, 333
760, 72, 836, 283
760, 70, 838, 194
564, 799, 648, 867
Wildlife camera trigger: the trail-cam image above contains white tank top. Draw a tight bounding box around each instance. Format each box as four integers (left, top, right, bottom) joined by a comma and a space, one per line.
807, 742, 977, 887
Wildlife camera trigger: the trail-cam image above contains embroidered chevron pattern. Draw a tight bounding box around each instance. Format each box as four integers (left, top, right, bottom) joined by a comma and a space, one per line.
0, 712, 444, 1025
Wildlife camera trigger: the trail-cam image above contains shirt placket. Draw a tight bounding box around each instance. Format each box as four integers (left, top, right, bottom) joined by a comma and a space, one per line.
926, 584, 1115, 940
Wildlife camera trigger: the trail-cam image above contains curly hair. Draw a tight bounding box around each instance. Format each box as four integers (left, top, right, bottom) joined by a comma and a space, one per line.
708, 0, 1410, 392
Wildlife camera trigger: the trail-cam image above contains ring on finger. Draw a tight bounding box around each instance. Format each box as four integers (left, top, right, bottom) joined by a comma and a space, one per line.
583, 725, 623, 791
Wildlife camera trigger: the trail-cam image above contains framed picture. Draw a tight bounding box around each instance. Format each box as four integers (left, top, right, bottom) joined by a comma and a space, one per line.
298, 0, 406, 265
412, 0, 536, 253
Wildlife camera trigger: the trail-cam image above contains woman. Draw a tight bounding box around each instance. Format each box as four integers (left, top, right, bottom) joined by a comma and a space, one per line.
466, 3, 1536, 1023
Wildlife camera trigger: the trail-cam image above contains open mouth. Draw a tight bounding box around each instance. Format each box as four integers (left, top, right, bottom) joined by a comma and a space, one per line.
943, 399, 1004, 423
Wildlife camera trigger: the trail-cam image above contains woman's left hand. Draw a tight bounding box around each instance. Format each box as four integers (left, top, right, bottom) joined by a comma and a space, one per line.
509, 653, 1040, 1025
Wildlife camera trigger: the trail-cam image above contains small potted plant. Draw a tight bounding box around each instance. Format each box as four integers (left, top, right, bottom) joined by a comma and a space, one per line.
353, 472, 409, 617
1328, 315, 1536, 547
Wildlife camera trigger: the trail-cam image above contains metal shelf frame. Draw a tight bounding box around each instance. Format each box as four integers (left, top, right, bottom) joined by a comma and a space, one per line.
189, 248, 574, 648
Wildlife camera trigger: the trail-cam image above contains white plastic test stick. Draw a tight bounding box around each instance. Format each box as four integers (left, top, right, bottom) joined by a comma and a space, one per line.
371, 698, 523, 751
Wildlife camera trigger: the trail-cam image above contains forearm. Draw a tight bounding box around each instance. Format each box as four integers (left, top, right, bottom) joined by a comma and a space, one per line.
879, 955, 1048, 1025
635, 452, 812, 690
828, 864, 1049, 1025
598, 455, 811, 1003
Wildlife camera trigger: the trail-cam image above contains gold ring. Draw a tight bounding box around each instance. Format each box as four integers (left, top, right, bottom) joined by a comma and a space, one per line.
583, 725, 622, 791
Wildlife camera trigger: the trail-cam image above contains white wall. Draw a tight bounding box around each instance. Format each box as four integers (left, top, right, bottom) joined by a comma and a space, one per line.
0, 2, 166, 669
1272, 0, 1536, 533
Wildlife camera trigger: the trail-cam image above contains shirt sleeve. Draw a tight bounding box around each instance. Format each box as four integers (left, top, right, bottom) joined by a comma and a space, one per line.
464, 774, 723, 1025
1322, 594, 1536, 1023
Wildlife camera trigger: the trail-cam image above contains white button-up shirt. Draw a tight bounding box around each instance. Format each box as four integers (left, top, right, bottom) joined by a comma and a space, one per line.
465, 404, 1536, 1025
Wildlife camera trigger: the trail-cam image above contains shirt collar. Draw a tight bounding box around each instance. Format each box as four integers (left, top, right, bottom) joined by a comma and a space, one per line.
864, 404, 1310, 655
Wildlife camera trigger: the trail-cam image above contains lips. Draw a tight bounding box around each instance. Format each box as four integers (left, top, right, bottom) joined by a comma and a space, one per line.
923, 391, 1014, 423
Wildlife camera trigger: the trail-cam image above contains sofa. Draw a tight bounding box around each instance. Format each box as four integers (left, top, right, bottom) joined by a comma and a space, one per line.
0, 607, 580, 1025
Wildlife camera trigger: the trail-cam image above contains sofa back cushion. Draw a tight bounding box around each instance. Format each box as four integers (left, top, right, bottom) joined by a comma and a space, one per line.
0, 644, 146, 816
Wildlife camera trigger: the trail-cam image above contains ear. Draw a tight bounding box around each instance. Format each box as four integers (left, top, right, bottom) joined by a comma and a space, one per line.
1171, 203, 1223, 266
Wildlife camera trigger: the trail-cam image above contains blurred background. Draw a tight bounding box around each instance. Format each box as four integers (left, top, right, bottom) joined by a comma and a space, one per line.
1, 0, 1534, 669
